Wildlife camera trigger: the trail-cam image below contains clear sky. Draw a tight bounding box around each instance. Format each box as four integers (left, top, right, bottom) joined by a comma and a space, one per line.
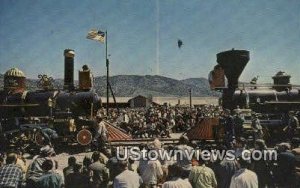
0, 0, 299, 84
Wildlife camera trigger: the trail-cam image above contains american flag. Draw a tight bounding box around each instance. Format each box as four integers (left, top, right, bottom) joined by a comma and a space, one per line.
86, 29, 105, 43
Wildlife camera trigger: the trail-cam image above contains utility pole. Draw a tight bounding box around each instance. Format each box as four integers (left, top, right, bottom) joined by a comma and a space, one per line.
189, 88, 192, 127
105, 30, 109, 116
189, 88, 192, 109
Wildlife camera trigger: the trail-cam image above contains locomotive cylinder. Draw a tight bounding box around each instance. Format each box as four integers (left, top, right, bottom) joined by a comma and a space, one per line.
64, 49, 75, 91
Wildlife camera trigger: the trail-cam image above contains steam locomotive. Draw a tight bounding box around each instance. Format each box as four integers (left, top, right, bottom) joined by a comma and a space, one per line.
209, 49, 300, 140
212, 49, 300, 112
0, 49, 102, 151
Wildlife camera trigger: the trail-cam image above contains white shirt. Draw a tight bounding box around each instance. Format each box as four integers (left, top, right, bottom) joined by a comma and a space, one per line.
162, 178, 192, 188
140, 160, 163, 185
230, 168, 258, 188
97, 121, 107, 136
113, 170, 142, 188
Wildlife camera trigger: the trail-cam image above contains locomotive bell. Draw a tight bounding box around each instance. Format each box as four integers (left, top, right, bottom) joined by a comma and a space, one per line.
64, 49, 75, 91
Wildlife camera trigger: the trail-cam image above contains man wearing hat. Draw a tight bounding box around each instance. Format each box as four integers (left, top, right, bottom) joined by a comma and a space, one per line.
26, 145, 56, 188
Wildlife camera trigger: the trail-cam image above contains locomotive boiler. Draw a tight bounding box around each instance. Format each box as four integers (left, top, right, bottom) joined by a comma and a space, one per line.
0, 49, 102, 151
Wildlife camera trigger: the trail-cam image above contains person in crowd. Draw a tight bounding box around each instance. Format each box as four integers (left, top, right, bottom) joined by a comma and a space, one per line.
162, 163, 192, 188
15, 151, 27, 175
128, 157, 138, 173
229, 157, 258, 188
251, 139, 273, 188
113, 160, 143, 188
0, 153, 23, 188
89, 151, 109, 188
82, 156, 92, 177
233, 137, 247, 158
35, 159, 63, 188
251, 113, 263, 140
93, 115, 108, 151
0, 153, 4, 168
26, 145, 56, 188
233, 112, 244, 138
175, 136, 193, 178
213, 156, 238, 188
63, 156, 76, 178
287, 111, 300, 140
65, 163, 90, 188
107, 147, 124, 182
276, 142, 297, 186
223, 110, 235, 148
139, 150, 164, 188
189, 154, 217, 188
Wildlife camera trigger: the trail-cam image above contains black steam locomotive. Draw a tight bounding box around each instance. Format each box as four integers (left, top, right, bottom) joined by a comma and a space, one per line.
210, 49, 300, 140
0, 49, 102, 152
214, 49, 300, 112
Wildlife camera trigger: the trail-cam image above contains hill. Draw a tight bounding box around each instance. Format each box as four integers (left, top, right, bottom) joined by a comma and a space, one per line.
0, 74, 219, 97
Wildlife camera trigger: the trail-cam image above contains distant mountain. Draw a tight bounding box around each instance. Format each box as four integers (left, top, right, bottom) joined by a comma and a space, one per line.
0, 74, 219, 97
94, 75, 219, 97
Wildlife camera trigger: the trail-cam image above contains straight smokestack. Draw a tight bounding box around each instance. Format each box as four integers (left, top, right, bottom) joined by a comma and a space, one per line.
64, 49, 75, 90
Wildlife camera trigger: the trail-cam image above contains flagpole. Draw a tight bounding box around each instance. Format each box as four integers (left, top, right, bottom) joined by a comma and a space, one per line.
106, 30, 109, 116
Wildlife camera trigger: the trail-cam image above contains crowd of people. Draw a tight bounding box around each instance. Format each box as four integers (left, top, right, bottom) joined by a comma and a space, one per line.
97, 105, 222, 138
1, 135, 300, 188
1, 105, 300, 188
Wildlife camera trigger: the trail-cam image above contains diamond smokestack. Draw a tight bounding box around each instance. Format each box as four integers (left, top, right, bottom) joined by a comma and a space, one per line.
217, 49, 250, 109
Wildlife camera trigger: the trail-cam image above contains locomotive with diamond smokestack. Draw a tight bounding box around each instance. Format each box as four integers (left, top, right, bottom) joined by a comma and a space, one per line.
210, 49, 300, 113
207, 49, 300, 141
0, 49, 102, 151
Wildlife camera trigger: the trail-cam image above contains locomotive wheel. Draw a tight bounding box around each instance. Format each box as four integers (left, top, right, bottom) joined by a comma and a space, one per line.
77, 129, 92, 146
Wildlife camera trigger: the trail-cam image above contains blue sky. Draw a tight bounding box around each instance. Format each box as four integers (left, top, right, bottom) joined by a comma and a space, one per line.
0, 0, 299, 83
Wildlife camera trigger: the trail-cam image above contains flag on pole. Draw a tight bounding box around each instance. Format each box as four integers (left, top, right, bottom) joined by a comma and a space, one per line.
86, 29, 106, 43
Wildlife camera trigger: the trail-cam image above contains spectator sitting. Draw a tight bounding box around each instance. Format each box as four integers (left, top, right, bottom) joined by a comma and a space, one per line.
26, 145, 56, 187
